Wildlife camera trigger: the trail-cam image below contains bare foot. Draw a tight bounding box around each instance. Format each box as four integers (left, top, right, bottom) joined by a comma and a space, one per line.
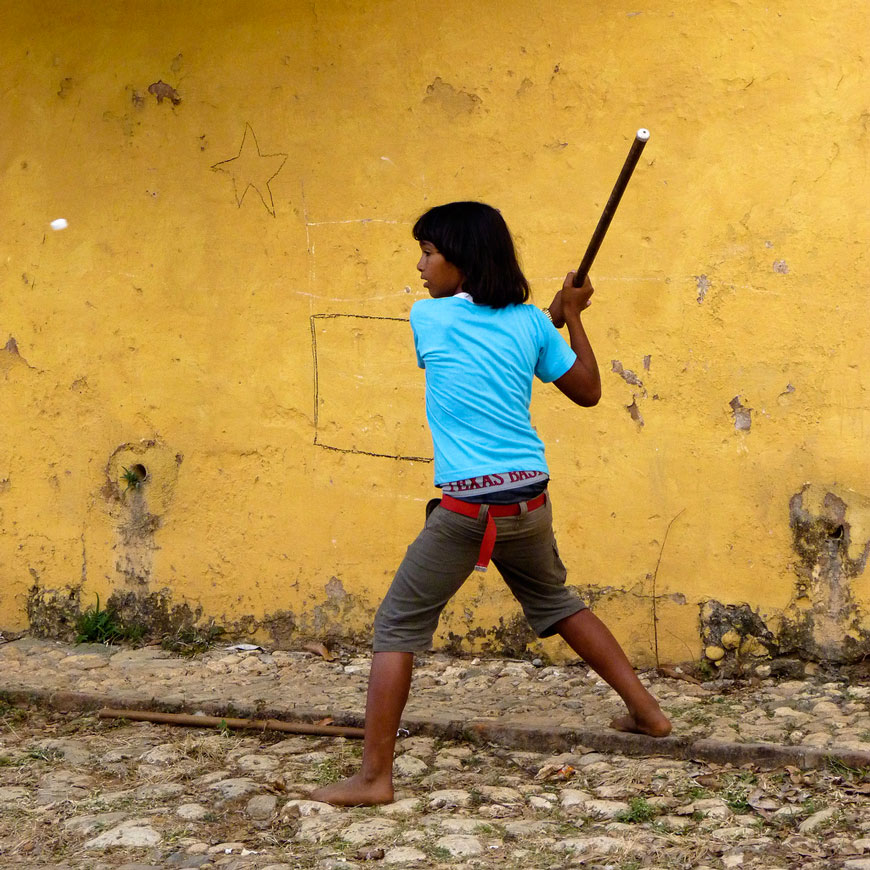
309, 773, 394, 807
610, 707, 672, 738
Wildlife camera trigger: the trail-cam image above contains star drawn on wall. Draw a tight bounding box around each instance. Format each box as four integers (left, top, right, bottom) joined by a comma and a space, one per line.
211, 123, 288, 216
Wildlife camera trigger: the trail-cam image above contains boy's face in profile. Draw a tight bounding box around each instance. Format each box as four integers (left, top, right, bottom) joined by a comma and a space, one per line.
417, 241, 465, 299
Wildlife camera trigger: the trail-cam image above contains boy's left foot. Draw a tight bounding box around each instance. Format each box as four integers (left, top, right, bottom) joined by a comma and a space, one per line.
610, 708, 672, 738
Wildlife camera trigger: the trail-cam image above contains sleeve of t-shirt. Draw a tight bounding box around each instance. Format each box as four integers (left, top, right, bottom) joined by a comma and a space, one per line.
409, 302, 425, 369
532, 308, 577, 383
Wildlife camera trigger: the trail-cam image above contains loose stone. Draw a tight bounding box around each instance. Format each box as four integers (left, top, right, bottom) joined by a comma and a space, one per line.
428, 788, 471, 808
177, 803, 210, 820
245, 794, 277, 820
84, 820, 162, 849
341, 818, 398, 845
383, 846, 427, 863
436, 834, 484, 857
798, 807, 838, 833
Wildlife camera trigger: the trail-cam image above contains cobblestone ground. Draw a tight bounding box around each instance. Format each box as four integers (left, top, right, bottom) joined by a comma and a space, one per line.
0, 638, 869, 869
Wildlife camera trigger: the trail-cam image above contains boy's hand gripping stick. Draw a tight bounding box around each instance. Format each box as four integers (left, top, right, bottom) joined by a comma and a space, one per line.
573, 128, 650, 287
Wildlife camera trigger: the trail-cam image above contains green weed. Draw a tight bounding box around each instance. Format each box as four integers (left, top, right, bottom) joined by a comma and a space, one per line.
26, 746, 64, 762
684, 708, 713, 727
697, 659, 715, 681
314, 757, 348, 785
121, 465, 145, 491
0, 701, 28, 725
615, 796, 659, 824
721, 772, 756, 813
75, 594, 141, 644
825, 756, 869, 780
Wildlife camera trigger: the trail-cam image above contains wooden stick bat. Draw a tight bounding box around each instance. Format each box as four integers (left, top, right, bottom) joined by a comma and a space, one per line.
573, 128, 650, 286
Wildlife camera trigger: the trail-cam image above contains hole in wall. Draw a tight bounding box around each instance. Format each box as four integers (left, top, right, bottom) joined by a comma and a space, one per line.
130, 464, 148, 482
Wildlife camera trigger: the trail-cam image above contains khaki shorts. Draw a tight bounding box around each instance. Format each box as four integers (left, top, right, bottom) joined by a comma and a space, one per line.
373, 494, 586, 652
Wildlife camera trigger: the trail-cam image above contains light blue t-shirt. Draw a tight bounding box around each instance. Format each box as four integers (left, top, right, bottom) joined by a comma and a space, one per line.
410, 296, 577, 484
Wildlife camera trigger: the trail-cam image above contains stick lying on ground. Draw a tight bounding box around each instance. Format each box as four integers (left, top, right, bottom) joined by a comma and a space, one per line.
98, 707, 365, 738
573, 128, 650, 286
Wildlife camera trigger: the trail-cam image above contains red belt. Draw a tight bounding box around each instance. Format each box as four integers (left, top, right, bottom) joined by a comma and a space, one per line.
439, 491, 548, 572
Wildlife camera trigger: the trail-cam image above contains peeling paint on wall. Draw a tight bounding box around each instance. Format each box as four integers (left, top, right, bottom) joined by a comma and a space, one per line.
729, 396, 752, 432
701, 486, 870, 669
626, 397, 644, 427
611, 360, 644, 387
782, 484, 870, 661
147, 80, 181, 105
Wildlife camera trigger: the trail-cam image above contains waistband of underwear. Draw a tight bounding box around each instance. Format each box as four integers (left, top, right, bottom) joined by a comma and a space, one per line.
439, 471, 548, 498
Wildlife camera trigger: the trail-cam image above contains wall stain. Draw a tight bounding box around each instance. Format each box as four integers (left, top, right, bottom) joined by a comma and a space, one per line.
147, 80, 181, 105
422, 77, 482, 117
701, 486, 870, 670
781, 484, 870, 661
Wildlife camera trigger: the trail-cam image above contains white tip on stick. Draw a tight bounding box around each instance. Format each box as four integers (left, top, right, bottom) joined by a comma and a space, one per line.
50, 218, 68, 231
636, 128, 650, 141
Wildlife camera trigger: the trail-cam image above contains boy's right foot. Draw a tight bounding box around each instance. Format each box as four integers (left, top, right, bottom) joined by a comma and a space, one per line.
309, 772, 394, 807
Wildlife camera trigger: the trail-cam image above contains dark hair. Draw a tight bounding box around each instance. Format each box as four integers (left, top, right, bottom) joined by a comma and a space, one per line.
412, 201, 530, 308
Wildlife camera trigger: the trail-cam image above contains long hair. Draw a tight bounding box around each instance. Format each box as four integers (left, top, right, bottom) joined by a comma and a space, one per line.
412, 202, 530, 308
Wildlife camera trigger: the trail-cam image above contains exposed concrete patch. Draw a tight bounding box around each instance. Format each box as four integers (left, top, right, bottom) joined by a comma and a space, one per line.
308, 577, 374, 647
627, 397, 644, 427
147, 80, 181, 105
26, 585, 82, 640
695, 274, 711, 303
260, 577, 375, 650
442, 611, 539, 659
781, 484, 870, 662
701, 486, 870, 668
610, 360, 644, 387
2, 336, 39, 372
729, 396, 751, 431
700, 601, 777, 675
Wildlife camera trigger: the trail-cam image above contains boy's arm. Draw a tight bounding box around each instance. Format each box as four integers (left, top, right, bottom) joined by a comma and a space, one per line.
549, 272, 601, 407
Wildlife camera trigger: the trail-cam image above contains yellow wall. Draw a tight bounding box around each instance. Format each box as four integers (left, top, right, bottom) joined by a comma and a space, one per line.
2, 0, 868, 665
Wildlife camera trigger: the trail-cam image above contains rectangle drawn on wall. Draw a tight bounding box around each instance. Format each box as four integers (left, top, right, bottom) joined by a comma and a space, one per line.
311, 314, 431, 462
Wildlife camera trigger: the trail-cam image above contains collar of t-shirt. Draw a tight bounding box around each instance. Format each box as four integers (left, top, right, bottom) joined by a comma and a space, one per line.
454, 291, 474, 302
